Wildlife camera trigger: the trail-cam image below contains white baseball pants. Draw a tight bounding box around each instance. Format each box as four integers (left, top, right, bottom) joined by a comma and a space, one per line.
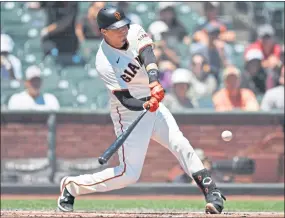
63, 103, 204, 196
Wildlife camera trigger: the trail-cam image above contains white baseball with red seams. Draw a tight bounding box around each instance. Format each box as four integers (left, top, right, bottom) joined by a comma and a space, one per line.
221, 130, 232, 142
62, 24, 205, 197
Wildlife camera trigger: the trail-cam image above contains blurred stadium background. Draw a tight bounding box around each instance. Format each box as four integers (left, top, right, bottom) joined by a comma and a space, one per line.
0, 1, 284, 195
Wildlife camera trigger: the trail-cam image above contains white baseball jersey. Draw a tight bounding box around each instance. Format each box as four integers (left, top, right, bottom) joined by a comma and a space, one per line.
95, 24, 153, 114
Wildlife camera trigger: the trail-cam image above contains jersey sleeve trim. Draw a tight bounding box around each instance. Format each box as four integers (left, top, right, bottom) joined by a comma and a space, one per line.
138, 43, 154, 54
111, 89, 129, 94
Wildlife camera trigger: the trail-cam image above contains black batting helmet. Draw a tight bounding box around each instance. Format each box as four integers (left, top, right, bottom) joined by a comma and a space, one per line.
97, 6, 131, 30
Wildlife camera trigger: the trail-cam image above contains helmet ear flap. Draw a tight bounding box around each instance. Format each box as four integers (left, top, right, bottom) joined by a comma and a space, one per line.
127, 24, 130, 29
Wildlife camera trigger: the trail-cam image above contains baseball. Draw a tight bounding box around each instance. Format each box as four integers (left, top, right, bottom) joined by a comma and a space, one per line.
221, 130, 232, 142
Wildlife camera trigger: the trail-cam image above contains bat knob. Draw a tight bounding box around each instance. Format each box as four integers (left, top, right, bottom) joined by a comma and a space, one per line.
98, 157, 107, 165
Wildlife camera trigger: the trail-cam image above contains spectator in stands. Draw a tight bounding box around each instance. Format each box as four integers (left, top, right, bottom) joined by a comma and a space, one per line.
157, 60, 176, 92
154, 39, 180, 69
116, 2, 142, 26
189, 53, 218, 98
8, 65, 60, 111
40, 2, 80, 62
163, 68, 197, 111
0, 34, 23, 81
75, 2, 105, 43
193, 1, 236, 44
155, 2, 188, 43
240, 49, 267, 95
190, 22, 233, 85
148, 20, 169, 42
261, 65, 284, 111
213, 66, 259, 111
245, 24, 282, 70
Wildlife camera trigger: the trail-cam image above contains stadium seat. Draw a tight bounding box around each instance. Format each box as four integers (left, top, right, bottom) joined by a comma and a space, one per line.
1, 80, 24, 106
42, 55, 57, 68
175, 42, 190, 57
24, 38, 42, 53
60, 66, 89, 86
41, 70, 61, 92
2, 12, 22, 25
1, 2, 23, 11
77, 78, 106, 99
2, 24, 33, 40
197, 96, 215, 109
52, 88, 78, 108
79, 39, 101, 60
79, 2, 90, 15
76, 76, 108, 109
256, 95, 264, 104
94, 91, 110, 109
22, 51, 43, 66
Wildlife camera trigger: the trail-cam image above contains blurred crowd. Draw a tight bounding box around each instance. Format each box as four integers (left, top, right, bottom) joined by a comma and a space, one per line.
1, 2, 284, 112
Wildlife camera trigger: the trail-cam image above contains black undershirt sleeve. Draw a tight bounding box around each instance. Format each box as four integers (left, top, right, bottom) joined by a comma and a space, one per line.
113, 90, 150, 111
139, 46, 159, 83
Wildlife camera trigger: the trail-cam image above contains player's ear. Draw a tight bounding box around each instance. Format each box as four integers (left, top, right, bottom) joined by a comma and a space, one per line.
101, 28, 107, 36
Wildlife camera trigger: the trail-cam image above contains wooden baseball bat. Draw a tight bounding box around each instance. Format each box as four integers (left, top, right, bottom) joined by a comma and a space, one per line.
98, 108, 149, 165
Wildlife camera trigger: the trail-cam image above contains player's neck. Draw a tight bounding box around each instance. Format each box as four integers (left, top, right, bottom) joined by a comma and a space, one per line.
105, 38, 129, 51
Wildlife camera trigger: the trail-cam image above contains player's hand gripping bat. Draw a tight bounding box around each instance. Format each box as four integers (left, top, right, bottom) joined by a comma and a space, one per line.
98, 107, 149, 165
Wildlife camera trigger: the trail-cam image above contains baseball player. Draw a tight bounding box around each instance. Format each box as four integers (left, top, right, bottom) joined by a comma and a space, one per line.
57, 6, 226, 214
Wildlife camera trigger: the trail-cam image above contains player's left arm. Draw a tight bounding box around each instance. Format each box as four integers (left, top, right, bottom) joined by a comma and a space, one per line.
132, 24, 165, 102
140, 46, 165, 102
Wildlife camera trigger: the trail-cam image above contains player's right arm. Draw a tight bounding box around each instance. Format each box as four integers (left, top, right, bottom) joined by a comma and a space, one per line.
96, 62, 158, 112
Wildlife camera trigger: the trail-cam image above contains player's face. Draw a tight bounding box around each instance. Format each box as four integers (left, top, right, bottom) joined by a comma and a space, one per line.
102, 25, 129, 48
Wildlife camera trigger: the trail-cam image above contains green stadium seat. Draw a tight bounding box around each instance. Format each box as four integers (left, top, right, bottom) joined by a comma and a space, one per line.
79, 39, 101, 60
76, 76, 108, 109
2, 24, 33, 40
22, 51, 43, 65
1, 2, 23, 11
24, 38, 42, 53
52, 88, 77, 108
264, 2, 284, 10
197, 96, 214, 109
1, 80, 25, 105
77, 78, 106, 99
176, 42, 190, 57
131, 3, 156, 29
41, 70, 61, 92
42, 55, 56, 67
2, 12, 22, 25
79, 2, 90, 15
94, 91, 109, 109
60, 66, 89, 86
177, 12, 199, 34
256, 95, 264, 104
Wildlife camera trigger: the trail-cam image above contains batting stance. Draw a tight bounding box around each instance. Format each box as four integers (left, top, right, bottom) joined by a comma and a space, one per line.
58, 6, 226, 214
